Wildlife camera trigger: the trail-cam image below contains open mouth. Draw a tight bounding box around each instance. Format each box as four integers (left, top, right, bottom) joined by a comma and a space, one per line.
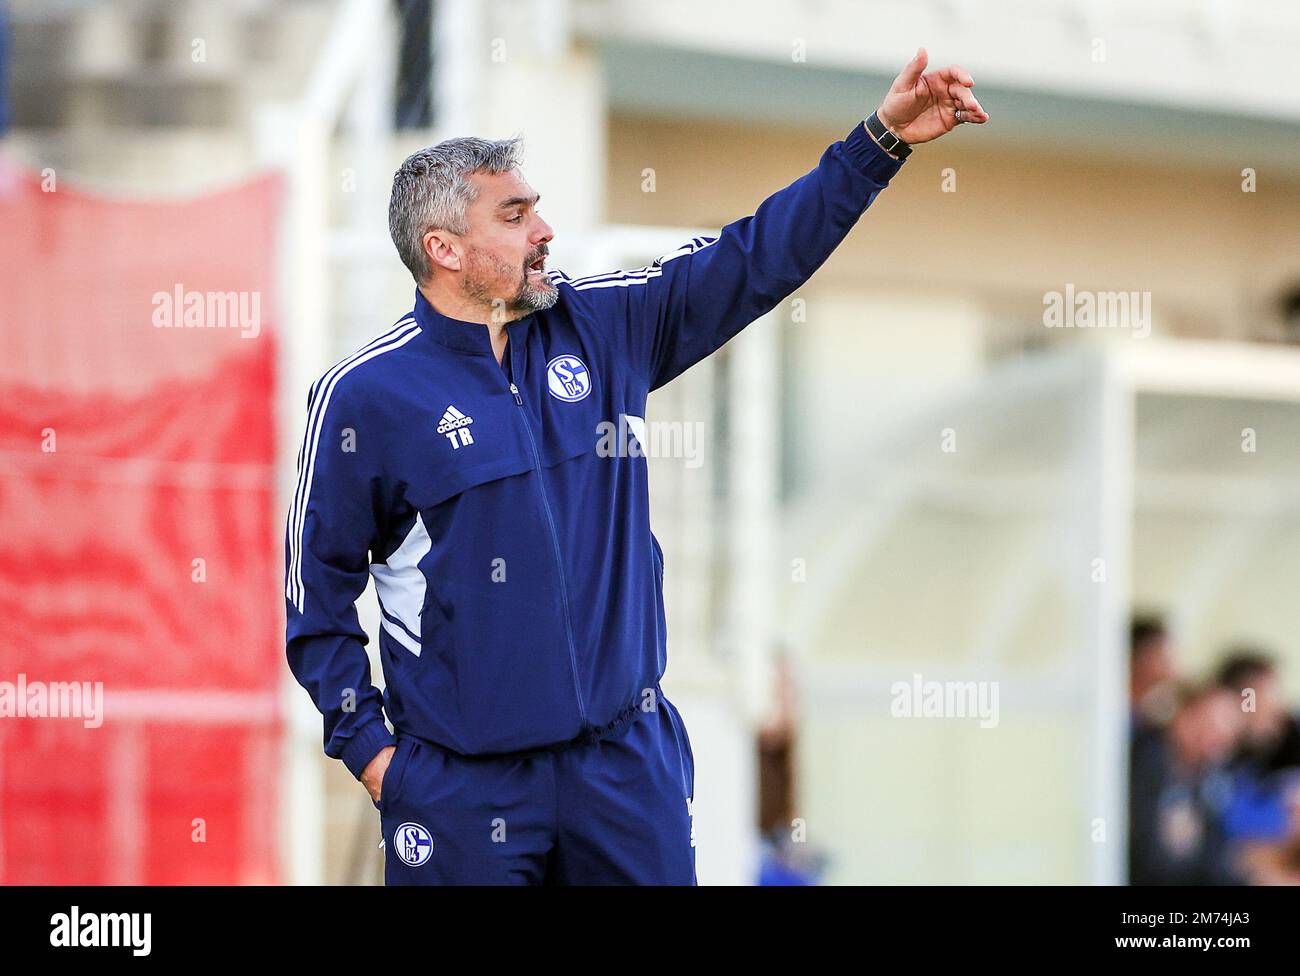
527, 256, 546, 274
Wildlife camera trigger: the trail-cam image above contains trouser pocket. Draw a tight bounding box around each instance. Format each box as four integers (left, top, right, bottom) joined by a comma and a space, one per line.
375, 735, 416, 814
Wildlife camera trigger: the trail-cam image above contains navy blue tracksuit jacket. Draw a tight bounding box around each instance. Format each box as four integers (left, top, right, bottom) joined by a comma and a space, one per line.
284, 120, 903, 881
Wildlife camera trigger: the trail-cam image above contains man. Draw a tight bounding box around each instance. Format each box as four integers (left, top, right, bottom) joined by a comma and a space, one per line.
1130, 614, 1177, 733
1129, 682, 1246, 885
1216, 649, 1300, 775
285, 49, 987, 884
1211, 649, 1300, 859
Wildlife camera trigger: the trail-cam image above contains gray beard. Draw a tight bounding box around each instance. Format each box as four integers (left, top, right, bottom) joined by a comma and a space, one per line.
516, 275, 560, 313
463, 256, 559, 317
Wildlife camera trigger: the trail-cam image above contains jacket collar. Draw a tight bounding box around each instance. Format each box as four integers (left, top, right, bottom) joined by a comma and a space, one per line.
413, 287, 531, 356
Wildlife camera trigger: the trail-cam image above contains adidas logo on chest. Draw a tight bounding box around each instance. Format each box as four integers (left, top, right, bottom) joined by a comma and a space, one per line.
437, 405, 475, 449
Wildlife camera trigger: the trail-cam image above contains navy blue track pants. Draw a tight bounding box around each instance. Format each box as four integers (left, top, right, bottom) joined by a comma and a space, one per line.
376, 689, 696, 884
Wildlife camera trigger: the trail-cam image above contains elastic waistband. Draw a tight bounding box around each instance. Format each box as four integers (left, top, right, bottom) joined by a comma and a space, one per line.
404, 691, 656, 763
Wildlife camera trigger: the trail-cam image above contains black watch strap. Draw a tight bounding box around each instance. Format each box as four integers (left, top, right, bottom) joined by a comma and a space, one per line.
864, 110, 912, 159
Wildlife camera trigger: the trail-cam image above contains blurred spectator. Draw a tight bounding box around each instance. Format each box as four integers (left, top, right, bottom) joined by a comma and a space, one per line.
1213, 648, 1300, 871
758, 652, 797, 836
756, 653, 825, 885
1129, 682, 1246, 885
1130, 614, 1177, 733
1216, 649, 1300, 775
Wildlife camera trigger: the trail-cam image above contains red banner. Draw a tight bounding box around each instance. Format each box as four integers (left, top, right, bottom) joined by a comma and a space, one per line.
0, 159, 283, 884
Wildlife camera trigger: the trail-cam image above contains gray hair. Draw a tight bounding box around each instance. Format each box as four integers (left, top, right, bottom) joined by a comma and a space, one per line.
388, 136, 524, 283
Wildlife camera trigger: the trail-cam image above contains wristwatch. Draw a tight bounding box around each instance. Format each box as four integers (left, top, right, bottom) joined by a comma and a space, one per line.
864, 110, 912, 160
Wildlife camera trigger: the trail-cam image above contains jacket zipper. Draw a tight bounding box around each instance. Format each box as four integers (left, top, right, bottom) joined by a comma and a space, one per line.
505, 349, 588, 725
